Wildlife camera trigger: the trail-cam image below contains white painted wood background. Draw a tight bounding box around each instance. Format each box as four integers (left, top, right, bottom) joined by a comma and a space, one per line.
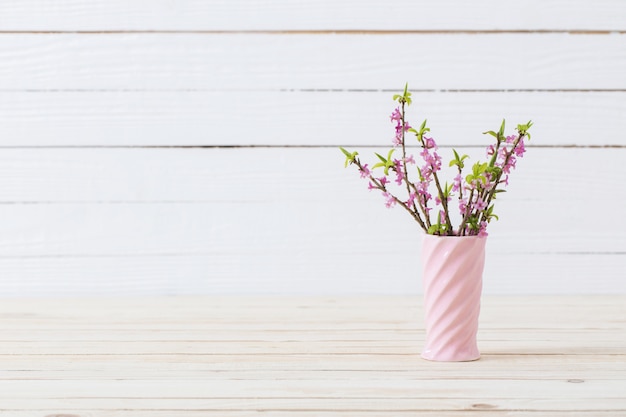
0, 0, 625, 296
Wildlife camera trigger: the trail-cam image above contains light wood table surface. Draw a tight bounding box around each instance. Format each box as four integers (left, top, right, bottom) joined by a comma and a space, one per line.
0, 296, 624, 416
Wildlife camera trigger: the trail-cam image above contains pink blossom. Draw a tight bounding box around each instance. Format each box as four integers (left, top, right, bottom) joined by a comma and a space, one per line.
478, 221, 489, 237
452, 173, 463, 192
392, 120, 412, 147
498, 147, 509, 164
432, 152, 442, 171
368, 181, 376, 190
424, 137, 437, 149
501, 175, 509, 186
486, 144, 496, 156
435, 195, 451, 206
392, 131, 402, 146
406, 192, 417, 208
514, 138, 526, 157
506, 134, 517, 144
359, 164, 371, 178
393, 159, 404, 185
390, 107, 402, 121
474, 197, 487, 211
404, 154, 415, 165
383, 192, 396, 208
459, 199, 468, 215
416, 181, 431, 199
483, 173, 495, 191
378, 176, 389, 186
439, 210, 446, 224
502, 155, 517, 174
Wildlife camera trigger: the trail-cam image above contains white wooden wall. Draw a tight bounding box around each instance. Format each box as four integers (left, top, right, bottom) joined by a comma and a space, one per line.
0, 1, 625, 297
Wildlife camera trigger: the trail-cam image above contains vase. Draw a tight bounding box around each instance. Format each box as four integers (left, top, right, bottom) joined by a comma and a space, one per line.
420, 234, 486, 362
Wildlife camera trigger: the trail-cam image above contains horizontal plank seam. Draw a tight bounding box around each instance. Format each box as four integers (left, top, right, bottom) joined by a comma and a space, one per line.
0, 30, 624, 35
2, 88, 626, 93
0, 251, 623, 258
1, 145, 625, 149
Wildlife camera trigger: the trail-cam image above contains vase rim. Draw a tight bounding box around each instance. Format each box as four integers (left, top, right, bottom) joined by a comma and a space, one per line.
422, 233, 487, 239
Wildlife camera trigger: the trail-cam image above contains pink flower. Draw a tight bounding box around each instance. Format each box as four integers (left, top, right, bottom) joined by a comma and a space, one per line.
435, 195, 450, 206
459, 199, 468, 215
416, 181, 431, 199
368, 182, 376, 190
474, 197, 487, 211
393, 159, 404, 185
383, 192, 396, 208
478, 221, 489, 237
502, 155, 517, 174
390, 107, 402, 121
404, 154, 415, 165
439, 210, 446, 223
406, 192, 417, 208
392, 119, 412, 147
506, 134, 517, 144
486, 144, 496, 157
452, 173, 463, 192
501, 175, 509, 186
392, 131, 402, 147
514, 138, 526, 157
424, 137, 437, 149
359, 164, 371, 178
378, 176, 389, 186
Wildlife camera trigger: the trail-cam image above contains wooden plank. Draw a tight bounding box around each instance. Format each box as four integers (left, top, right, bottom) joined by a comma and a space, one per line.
0, 396, 625, 411
0, 34, 624, 90
2, 199, 623, 256
0, 225, 623, 295
0, 378, 625, 400
0, 296, 622, 414
0, 296, 623, 327
0, 410, 622, 417
0, 91, 623, 146
0, 335, 625, 354
0, 413, 623, 417
0, 353, 624, 373
0, 352, 624, 376
0, 148, 623, 253
0, 0, 624, 31
0, 255, 623, 296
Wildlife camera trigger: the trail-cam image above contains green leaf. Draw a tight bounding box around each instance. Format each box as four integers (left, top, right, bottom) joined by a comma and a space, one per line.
420, 119, 428, 131
498, 119, 506, 138
372, 162, 385, 170
427, 225, 440, 235
483, 130, 498, 138
340, 147, 358, 167
375, 153, 387, 163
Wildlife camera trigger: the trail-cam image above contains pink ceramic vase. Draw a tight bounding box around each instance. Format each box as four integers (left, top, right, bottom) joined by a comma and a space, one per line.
420, 234, 486, 362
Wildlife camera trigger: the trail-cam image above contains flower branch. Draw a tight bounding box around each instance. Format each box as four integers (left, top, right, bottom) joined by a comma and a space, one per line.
341, 85, 533, 237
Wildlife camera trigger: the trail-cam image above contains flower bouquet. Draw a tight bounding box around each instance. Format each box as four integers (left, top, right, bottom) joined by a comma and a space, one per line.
340, 85, 533, 361
341, 84, 532, 236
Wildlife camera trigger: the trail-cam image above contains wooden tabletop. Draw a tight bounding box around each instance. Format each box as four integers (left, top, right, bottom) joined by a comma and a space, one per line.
0, 296, 625, 416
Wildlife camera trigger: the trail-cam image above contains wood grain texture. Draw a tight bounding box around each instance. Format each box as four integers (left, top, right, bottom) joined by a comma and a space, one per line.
0, 34, 624, 90
0, 91, 624, 146
0, 1, 623, 296
0, 147, 624, 296
0, 0, 624, 31
0, 296, 623, 415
